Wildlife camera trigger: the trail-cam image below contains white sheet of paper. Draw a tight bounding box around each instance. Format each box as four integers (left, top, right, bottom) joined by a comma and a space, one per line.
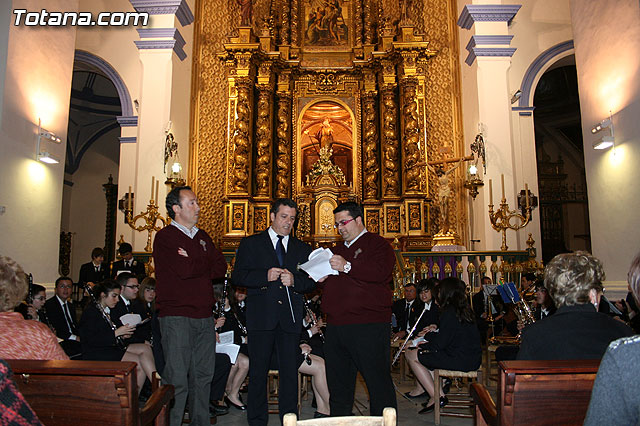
119, 313, 142, 326
299, 247, 339, 281
218, 330, 234, 345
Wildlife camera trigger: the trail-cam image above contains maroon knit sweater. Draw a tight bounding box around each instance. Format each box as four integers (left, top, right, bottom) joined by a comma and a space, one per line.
321, 232, 395, 325
153, 225, 227, 318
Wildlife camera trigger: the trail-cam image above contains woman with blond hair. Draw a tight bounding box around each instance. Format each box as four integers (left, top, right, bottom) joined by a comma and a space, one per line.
0, 255, 68, 360
517, 251, 633, 360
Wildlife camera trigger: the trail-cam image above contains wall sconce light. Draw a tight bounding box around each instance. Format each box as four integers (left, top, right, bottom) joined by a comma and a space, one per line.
591, 113, 614, 150
164, 122, 185, 189
36, 119, 61, 164
464, 162, 484, 199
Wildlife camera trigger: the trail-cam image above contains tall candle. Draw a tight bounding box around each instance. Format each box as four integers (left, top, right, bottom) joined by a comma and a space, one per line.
155, 180, 159, 204
489, 179, 493, 205
525, 183, 530, 209
150, 176, 155, 198
501, 174, 505, 200
128, 186, 132, 210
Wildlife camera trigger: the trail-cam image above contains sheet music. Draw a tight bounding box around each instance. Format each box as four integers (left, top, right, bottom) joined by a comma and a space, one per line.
119, 313, 142, 326
298, 248, 339, 281
216, 331, 240, 363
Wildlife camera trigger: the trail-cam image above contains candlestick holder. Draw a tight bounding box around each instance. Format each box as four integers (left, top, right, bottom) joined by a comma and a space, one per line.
125, 198, 168, 252
488, 196, 532, 251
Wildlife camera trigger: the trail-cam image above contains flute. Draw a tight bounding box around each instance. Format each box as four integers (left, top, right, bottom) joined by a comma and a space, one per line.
392, 305, 429, 366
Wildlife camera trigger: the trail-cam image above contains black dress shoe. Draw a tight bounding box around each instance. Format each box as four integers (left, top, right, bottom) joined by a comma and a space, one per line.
209, 402, 229, 416
442, 378, 452, 394
404, 391, 426, 399
440, 396, 448, 407
313, 411, 330, 418
419, 403, 435, 414
224, 396, 247, 411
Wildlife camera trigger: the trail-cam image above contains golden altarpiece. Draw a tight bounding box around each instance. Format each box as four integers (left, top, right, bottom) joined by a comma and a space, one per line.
188, 0, 468, 251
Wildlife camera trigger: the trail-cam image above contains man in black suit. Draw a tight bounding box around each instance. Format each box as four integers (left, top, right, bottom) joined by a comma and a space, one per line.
111, 243, 146, 280
472, 276, 504, 341
110, 272, 149, 344
391, 282, 417, 340
78, 247, 108, 288
44, 276, 82, 358
232, 198, 315, 425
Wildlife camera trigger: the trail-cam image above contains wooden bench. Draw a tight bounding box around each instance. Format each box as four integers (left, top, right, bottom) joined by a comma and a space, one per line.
7, 359, 174, 426
471, 360, 600, 426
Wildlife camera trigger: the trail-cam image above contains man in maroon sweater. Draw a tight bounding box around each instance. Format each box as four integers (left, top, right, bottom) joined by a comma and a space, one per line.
319, 202, 397, 416
153, 186, 227, 426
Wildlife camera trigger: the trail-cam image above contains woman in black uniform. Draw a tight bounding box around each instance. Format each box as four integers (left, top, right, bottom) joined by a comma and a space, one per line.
405, 277, 481, 412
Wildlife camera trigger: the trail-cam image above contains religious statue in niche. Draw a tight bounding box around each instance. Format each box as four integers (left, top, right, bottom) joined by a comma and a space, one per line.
300, 101, 353, 187
428, 158, 463, 233
304, 0, 350, 46
237, 0, 253, 26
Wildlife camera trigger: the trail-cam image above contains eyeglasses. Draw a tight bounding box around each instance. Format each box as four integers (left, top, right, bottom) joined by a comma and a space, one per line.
57, 284, 72, 289
33, 296, 46, 301
125, 285, 140, 290
334, 218, 355, 228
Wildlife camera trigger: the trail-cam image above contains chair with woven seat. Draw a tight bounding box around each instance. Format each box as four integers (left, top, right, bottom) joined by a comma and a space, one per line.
282, 407, 396, 425
433, 368, 482, 425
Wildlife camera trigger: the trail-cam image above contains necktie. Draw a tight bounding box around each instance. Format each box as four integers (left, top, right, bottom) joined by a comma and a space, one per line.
276, 235, 285, 267
405, 302, 411, 321
63, 302, 76, 334
95, 265, 98, 273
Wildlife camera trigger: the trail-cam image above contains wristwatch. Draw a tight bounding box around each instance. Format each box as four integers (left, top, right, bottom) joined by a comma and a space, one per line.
343, 261, 352, 273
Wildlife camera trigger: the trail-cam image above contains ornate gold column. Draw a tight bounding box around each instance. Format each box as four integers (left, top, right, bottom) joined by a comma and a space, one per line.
400, 76, 422, 194
254, 62, 274, 199
275, 72, 292, 199
362, 92, 379, 201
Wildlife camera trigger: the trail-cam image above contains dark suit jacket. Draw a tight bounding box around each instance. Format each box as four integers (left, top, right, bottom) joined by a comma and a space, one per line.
110, 296, 148, 343
232, 230, 314, 333
110, 259, 146, 279
410, 301, 440, 333
392, 298, 417, 332
44, 296, 78, 340
78, 262, 108, 286
518, 304, 634, 360
78, 304, 125, 361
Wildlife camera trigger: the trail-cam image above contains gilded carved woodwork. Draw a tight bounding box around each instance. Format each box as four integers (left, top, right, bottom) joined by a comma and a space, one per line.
254, 87, 273, 198
229, 79, 251, 194
362, 93, 379, 200
381, 87, 400, 198
190, 0, 466, 248
275, 94, 292, 198
401, 80, 422, 193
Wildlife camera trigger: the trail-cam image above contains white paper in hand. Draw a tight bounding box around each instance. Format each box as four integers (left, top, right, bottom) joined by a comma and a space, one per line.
298, 248, 339, 281
119, 313, 142, 326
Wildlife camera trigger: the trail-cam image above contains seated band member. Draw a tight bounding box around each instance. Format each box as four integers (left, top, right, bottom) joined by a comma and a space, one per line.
405, 277, 482, 413
78, 247, 108, 288
0, 256, 68, 361
111, 272, 148, 344
44, 276, 83, 359
404, 277, 440, 399
111, 242, 146, 280
78, 280, 156, 394
392, 282, 417, 339
517, 251, 633, 360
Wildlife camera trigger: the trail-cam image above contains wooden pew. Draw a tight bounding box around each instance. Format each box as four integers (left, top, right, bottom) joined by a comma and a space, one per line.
471, 359, 600, 426
7, 359, 174, 426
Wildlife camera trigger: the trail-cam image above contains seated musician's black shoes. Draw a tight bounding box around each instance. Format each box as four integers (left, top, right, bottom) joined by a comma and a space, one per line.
419, 402, 435, 414
404, 391, 426, 399
313, 411, 330, 418
440, 396, 448, 407
209, 402, 229, 416
442, 378, 452, 394
224, 395, 247, 411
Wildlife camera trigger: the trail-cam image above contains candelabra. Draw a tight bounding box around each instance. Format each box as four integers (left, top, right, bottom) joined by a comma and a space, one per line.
488, 175, 532, 251
125, 177, 169, 252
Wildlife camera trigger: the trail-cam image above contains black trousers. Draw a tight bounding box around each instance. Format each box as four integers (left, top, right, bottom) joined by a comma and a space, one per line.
324, 322, 397, 416
247, 325, 300, 426
211, 353, 232, 401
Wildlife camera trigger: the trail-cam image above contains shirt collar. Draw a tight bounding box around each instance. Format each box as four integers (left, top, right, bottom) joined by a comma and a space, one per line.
171, 220, 199, 239
55, 295, 69, 306
344, 228, 367, 248
121, 296, 131, 306
268, 227, 289, 249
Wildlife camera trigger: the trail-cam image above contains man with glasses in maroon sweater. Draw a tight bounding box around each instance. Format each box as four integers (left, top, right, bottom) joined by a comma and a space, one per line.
318, 201, 397, 416
153, 186, 227, 426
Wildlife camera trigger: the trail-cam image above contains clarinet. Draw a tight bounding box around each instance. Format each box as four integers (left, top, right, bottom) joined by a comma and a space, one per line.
84, 284, 127, 350
39, 305, 57, 335
217, 279, 229, 318
25, 273, 34, 319
304, 298, 324, 343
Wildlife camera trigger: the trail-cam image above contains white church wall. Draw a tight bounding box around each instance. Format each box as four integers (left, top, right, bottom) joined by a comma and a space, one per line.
0, 0, 78, 284
571, 0, 640, 294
